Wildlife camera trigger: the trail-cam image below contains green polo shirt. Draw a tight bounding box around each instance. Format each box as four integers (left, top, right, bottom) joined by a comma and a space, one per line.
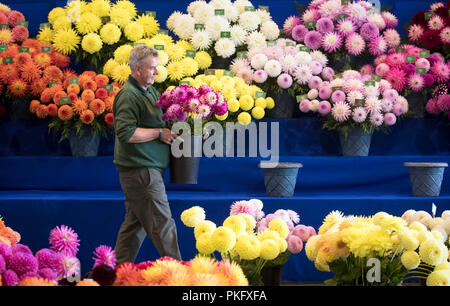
113, 76, 169, 172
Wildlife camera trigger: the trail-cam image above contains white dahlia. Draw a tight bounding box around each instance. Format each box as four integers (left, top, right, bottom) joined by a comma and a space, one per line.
247, 31, 266, 49
205, 16, 230, 41
167, 11, 184, 31
224, 5, 239, 22
264, 59, 282, 78
230, 25, 247, 46
214, 38, 236, 58
239, 11, 261, 32
250, 53, 268, 70
173, 14, 196, 40
310, 50, 328, 67
260, 21, 280, 41
192, 3, 215, 24
295, 51, 312, 65
190, 30, 212, 50
294, 65, 313, 84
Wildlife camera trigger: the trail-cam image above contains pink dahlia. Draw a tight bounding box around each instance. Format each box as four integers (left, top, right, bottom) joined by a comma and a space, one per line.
423, 73, 435, 87
430, 61, 450, 83
416, 58, 431, 71
0, 254, 5, 274
230, 200, 256, 218
383, 89, 399, 102
345, 33, 365, 55
375, 63, 390, 77
374, 54, 387, 66
0, 243, 12, 262
8, 252, 38, 276
360, 22, 379, 40
304, 31, 323, 50
408, 24, 425, 42
197, 103, 211, 119
337, 19, 356, 37
93, 245, 116, 270
369, 112, 384, 126
369, 36, 387, 56
383, 29, 400, 48
426, 98, 440, 114
172, 86, 189, 104
283, 16, 302, 36
322, 32, 342, 52
7, 10, 25, 28
316, 17, 334, 34
331, 90, 346, 103
408, 73, 425, 92
360, 64, 374, 76
287, 235, 303, 254
319, 85, 332, 99
380, 99, 394, 112
384, 113, 397, 126
185, 86, 199, 100
428, 15, 445, 31
291, 225, 311, 242
38, 268, 57, 281
59, 255, 80, 279
291, 24, 308, 42
277, 73, 293, 89
403, 63, 417, 76
299, 100, 310, 113
35, 248, 62, 271
437, 94, 450, 111
198, 84, 213, 96
49, 225, 80, 257
308, 76, 323, 89
11, 25, 28, 42
253, 69, 268, 83
1, 269, 19, 286
384, 68, 407, 92
331, 101, 351, 122
385, 53, 405, 68
214, 102, 228, 116
318, 100, 331, 114
440, 27, 450, 45
381, 12, 398, 28
11, 243, 32, 255
321, 67, 335, 81
236, 66, 254, 84
183, 98, 200, 113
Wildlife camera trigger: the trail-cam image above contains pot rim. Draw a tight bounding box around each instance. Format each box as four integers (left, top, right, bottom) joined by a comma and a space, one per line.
404, 162, 448, 168
259, 162, 303, 169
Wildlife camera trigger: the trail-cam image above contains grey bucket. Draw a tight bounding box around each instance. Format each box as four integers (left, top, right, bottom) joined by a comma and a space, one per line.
404, 162, 448, 197
266, 90, 296, 119
170, 136, 202, 184
338, 128, 373, 156
259, 162, 303, 197
69, 129, 100, 157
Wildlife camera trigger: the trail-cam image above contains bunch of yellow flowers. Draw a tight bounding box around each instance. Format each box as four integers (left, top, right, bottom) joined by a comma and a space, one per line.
101, 38, 213, 85
181, 205, 289, 285
166, 70, 275, 125
38, 0, 161, 67
305, 210, 450, 286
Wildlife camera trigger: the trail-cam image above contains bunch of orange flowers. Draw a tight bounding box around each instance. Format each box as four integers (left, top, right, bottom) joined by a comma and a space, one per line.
0, 39, 70, 100
0, 215, 21, 247
29, 69, 121, 137
0, 3, 29, 45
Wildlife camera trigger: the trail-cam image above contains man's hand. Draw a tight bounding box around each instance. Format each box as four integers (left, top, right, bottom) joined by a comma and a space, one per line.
160, 128, 181, 145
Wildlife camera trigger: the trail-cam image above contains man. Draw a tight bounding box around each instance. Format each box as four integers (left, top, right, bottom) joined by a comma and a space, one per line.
113, 45, 182, 264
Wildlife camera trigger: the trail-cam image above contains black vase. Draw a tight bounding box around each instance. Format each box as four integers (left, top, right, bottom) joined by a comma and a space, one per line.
209, 55, 234, 70
261, 265, 283, 286
406, 92, 426, 118
266, 89, 296, 118
169, 136, 202, 184
8, 99, 34, 121
68, 129, 100, 157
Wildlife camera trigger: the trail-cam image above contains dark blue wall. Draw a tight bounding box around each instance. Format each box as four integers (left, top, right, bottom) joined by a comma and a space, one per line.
1, 0, 438, 38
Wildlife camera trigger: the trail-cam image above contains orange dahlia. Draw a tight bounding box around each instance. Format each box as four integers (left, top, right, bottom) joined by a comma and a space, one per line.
62, 69, 77, 81
83, 79, 97, 92
79, 74, 94, 89
21, 38, 42, 56
19, 62, 41, 82
81, 71, 96, 79
95, 87, 108, 100
14, 52, 32, 68
67, 83, 80, 95
30, 78, 48, 97
76, 280, 100, 286
51, 52, 70, 68
0, 236, 11, 246
80, 109, 95, 124
104, 96, 114, 112
0, 64, 19, 83
43, 65, 63, 83
11, 25, 29, 42
40, 88, 54, 104
53, 90, 67, 105
33, 52, 52, 69
89, 98, 106, 115
19, 277, 56, 286
29, 100, 40, 113
95, 74, 109, 88
81, 89, 95, 103
47, 103, 58, 116
36, 104, 48, 118
105, 113, 114, 125
0, 29, 12, 45
113, 262, 145, 286
1, 44, 19, 58
68, 92, 78, 104
8, 79, 28, 98
72, 99, 88, 115
0, 227, 20, 245
58, 104, 73, 121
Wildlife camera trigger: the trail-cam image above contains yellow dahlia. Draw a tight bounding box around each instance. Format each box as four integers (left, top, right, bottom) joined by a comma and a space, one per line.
400, 229, 420, 251
190, 256, 217, 274
180, 57, 198, 77
419, 239, 445, 266
48, 7, 66, 26
89, 0, 111, 17
76, 12, 102, 35
196, 232, 215, 255
319, 210, 345, 234
176, 40, 194, 51
109, 7, 132, 28
258, 230, 280, 241
341, 223, 394, 258
103, 58, 119, 77
100, 23, 121, 45
238, 213, 256, 232
221, 85, 237, 102
251, 106, 265, 120
260, 239, 280, 260
434, 262, 450, 271
81, 33, 102, 54
157, 51, 169, 66
223, 215, 246, 235
154, 65, 168, 83
276, 237, 288, 253
254, 97, 267, 109
152, 33, 174, 45
124, 22, 144, 42
227, 98, 240, 112
165, 44, 184, 61
53, 15, 72, 31
111, 64, 131, 84
211, 226, 236, 252
135, 14, 160, 38
0, 29, 12, 45
239, 95, 254, 111
181, 206, 205, 228
52, 28, 80, 55
426, 270, 450, 286
268, 218, 289, 239
37, 27, 54, 45
113, 0, 137, 19
235, 234, 261, 260
237, 112, 251, 125
194, 220, 217, 239
166, 61, 185, 81
305, 235, 321, 261
265, 97, 275, 109
401, 251, 420, 270
113, 44, 133, 64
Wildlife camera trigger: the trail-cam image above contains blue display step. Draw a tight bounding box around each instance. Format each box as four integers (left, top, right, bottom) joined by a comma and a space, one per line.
1, 117, 448, 157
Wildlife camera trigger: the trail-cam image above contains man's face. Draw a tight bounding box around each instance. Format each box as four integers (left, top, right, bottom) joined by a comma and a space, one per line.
136, 56, 159, 89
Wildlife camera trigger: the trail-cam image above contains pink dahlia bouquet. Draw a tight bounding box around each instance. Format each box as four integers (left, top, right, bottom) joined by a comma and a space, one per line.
283, 0, 401, 68
361, 45, 450, 96
230, 37, 335, 97
406, 2, 450, 55
298, 69, 409, 133
426, 83, 450, 119
156, 84, 228, 134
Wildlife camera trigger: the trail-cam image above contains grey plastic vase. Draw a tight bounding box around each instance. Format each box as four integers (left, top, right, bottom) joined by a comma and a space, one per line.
259, 162, 303, 197
338, 128, 373, 156
68, 129, 100, 157
404, 162, 448, 197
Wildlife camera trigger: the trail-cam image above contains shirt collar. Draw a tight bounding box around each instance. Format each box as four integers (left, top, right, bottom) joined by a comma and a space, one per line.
128, 75, 148, 93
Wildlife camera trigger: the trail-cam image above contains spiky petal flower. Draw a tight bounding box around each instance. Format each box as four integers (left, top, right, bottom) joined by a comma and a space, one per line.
48, 225, 80, 257
93, 245, 116, 270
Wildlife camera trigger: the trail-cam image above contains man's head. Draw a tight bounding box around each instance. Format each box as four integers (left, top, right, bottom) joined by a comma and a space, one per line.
129, 45, 159, 89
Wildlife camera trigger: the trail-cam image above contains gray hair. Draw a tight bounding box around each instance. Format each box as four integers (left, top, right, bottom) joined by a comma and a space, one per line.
129, 45, 159, 71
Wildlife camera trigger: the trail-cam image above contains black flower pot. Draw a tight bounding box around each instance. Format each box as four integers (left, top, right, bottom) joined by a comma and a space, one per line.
68, 129, 100, 157
266, 89, 297, 119
170, 136, 202, 184
261, 265, 283, 286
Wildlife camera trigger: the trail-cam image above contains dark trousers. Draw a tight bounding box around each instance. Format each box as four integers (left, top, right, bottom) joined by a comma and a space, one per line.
114, 167, 182, 264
